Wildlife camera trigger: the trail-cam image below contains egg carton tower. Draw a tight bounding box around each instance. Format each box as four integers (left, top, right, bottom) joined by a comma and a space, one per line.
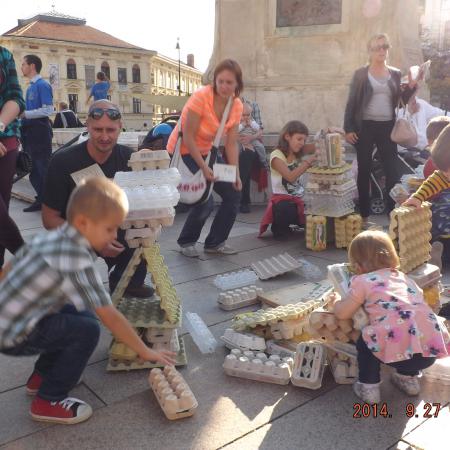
107, 150, 187, 371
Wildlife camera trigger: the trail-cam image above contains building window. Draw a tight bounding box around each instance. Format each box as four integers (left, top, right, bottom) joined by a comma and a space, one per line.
151, 71, 155, 85
85, 65, 95, 89
118, 68, 127, 85
67, 58, 77, 79
133, 98, 141, 113
101, 61, 110, 79
132, 64, 141, 83
68, 94, 78, 113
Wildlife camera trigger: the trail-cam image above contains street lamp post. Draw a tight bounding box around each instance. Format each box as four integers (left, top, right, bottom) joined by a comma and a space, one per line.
176, 37, 181, 96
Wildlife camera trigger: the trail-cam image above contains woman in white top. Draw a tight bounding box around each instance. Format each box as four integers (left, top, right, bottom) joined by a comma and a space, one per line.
343, 33, 417, 222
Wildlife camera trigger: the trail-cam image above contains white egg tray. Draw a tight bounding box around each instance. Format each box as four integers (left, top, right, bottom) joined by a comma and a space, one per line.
291, 342, 326, 390
223, 349, 293, 385
149, 367, 198, 420
221, 328, 266, 352
327, 263, 352, 297
265, 340, 297, 359
251, 253, 301, 280
128, 149, 171, 171
125, 226, 162, 248
114, 168, 181, 188
407, 263, 441, 289
422, 357, 450, 386
185, 312, 218, 354
214, 269, 259, 291
145, 328, 180, 352
326, 345, 358, 385
218, 286, 263, 310
123, 185, 180, 211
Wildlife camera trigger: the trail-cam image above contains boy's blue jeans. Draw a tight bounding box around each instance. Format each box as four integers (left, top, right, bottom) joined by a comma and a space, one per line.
2, 304, 100, 401
177, 154, 240, 249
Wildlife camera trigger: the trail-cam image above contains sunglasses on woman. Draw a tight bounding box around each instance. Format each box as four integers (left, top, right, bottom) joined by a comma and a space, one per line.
88, 108, 122, 120
371, 44, 390, 52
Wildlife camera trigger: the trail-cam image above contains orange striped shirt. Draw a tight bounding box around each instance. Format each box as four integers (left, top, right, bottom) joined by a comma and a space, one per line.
167, 85, 243, 156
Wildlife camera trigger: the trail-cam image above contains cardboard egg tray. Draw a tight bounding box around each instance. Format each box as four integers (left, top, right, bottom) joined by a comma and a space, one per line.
221, 328, 266, 352
270, 317, 311, 340
389, 203, 432, 272
107, 336, 187, 372
223, 349, 293, 385
116, 296, 181, 329
122, 213, 175, 230
125, 226, 162, 248
251, 253, 301, 280
307, 163, 352, 176
128, 149, 171, 171
306, 215, 327, 251
307, 167, 353, 185
314, 131, 344, 168
407, 263, 441, 289
334, 214, 362, 249
306, 179, 356, 196
149, 367, 198, 420
232, 300, 325, 332
291, 342, 326, 389
326, 344, 358, 384
309, 309, 360, 343
327, 263, 352, 297
265, 340, 297, 358
218, 286, 263, 311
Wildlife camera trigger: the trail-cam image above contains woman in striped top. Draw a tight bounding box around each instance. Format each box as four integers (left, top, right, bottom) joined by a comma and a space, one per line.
167, 59, 244, 257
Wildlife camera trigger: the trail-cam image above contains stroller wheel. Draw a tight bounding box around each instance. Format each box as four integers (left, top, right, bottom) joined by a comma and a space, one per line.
370, 198, 386, 215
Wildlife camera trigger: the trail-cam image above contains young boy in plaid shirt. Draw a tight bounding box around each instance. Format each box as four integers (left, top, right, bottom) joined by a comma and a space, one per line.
0, 177, 175, 425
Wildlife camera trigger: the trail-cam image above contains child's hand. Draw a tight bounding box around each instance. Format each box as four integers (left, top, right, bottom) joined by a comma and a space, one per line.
402, 196, 422, 208
140, 348, 177, 366
326, 291, 341, 310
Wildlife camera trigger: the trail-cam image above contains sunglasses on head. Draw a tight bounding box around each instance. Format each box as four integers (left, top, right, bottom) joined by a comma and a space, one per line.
371, 43, 390, 52
88, 108, 121, 120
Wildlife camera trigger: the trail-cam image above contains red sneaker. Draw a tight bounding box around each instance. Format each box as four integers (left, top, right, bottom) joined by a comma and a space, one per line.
26, 372, 43, 396
30, 396, 92, 424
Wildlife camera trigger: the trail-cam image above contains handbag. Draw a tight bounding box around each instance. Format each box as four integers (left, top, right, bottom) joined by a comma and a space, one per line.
170, 96, 233, 205
390, 100, 418, 148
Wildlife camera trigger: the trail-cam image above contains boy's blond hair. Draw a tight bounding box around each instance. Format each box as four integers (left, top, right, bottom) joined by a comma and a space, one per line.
426, 116, 450, 142
348, 230, 400, 273
66, 177, 128, 223
431, 123, 450, 171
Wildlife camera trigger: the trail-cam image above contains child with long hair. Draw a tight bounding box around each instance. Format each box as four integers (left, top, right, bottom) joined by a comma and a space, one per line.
333, 230, 450, 404
259, 120, 316, 237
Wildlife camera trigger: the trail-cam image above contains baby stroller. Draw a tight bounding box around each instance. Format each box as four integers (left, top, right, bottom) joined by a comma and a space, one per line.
140, 114, 179, 150
366, 146, 416, 215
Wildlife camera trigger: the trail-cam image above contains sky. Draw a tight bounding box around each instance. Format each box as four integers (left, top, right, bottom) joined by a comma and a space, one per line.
0, 0, 216, 72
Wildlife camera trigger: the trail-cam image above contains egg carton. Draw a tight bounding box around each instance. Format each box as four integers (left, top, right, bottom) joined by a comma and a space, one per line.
334, 214, 362, 249
251, 253, 301, 280
291, 342, 326, 389
107, 336, 187, 371
116, 296, 181, 328
314, 131, 345, 168
125, 226, 162, 248
185, 312, 218, 354
149, 366, 198, 420
128, 149, 171, 170
327, 346, 358, 384
265, 340, 297, 358
223, 349, 294, 385
407, 263, 441, 289
389, 203, 432, 272
123, 185, 180, 211
144, 328, 180, 353
327, 263, 352, 297
122, 208, 175, 229
214, 269, 259, 291
309, 309, 360, 343
270, 317, 310, 340
221, 328, 266, 352
232, 299, 326, 332
114, 168, 181, 188
218, 286, 263, 311
422, 356, 450, 386
304, 192, 355, 218
307, 163, 352, 175
306, 215, 327, 251
307, 167, 353, 185
306, 179, 356, 196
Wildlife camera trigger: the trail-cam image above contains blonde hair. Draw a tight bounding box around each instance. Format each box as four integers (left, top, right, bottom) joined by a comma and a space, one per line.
66, 177, 128, 223
348, 230, 399, 273
431, 123, 450, 171
367, 33, 390, 53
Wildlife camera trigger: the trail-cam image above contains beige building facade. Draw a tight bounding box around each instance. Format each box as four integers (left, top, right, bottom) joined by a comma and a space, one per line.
0, 12, 203, 129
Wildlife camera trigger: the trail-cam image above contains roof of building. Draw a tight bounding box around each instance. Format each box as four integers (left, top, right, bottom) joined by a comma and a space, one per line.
2, 11, 146, 51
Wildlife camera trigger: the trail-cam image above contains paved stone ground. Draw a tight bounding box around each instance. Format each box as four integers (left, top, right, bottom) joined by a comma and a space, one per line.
1, 188, 449, 450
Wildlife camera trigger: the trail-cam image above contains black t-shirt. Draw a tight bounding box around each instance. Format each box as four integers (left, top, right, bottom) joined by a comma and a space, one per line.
43, 140, 132, 219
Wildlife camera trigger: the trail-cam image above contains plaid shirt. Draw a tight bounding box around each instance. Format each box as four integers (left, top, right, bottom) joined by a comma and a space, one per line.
0, 46, 25, 138
0, 223, 111, 349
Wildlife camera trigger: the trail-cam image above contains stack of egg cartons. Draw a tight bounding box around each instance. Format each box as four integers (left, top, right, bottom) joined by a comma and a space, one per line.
107, 150, 186, 371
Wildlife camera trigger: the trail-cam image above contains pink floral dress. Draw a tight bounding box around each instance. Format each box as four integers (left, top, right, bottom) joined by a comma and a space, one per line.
348, 268, 450, 363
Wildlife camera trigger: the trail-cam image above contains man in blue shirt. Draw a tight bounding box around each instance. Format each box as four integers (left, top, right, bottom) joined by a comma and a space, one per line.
21, 55, 54, 212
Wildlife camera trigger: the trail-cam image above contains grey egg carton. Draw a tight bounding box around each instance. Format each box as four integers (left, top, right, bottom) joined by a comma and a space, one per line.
217, 286, 263, 310
223, 349, 294, 385
291, 342, 326, 390
251, 253, 301, 280
220, 328, 266, 352
128, 149, 171, 171
265, 340, 297, 359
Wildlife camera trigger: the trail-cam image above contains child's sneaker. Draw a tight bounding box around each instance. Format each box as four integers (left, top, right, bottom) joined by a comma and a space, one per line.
391, 372, 421, 396
26, 372, 43, 396
30, 396, 92, 424
353, 381, 381, 404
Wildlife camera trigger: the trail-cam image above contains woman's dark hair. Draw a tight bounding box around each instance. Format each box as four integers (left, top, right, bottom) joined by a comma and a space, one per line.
213, 59, 243, 97
277, 120, 309, 156
24, 54, 42, 73
97, 71, 107, 81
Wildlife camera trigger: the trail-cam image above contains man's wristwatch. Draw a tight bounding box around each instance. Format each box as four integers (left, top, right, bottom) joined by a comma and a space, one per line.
0, 121, 5, 132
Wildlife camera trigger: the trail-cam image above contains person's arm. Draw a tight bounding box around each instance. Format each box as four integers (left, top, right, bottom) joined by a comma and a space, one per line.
271, 154, 316, 184
333, 276, 366, 320
24, 105, 54, 119
410, 171, 450, 203
344, 70, 359, 144
223, 124, 242, 190
96, 305, 176, 365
